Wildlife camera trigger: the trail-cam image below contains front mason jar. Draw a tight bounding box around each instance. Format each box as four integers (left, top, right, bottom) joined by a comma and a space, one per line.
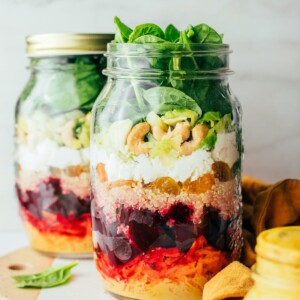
91, 43, 243, 299
15, 33, 113, 257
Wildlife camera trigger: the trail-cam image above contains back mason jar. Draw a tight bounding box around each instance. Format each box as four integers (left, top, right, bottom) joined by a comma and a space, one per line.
90, 43, 243, 299
15, 33, 113, 257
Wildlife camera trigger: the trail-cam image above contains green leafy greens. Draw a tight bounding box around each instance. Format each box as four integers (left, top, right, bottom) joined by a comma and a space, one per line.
20, 56, 107, 116
12, 261, 78, 288
110, 17, 231, 120
200, 113, 232, 149
128, 23, 165, 43
143, 87, 202, 115
114, 16, 132, 43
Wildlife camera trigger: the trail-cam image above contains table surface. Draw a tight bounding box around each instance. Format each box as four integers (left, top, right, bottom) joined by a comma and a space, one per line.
0, 231, 115, 300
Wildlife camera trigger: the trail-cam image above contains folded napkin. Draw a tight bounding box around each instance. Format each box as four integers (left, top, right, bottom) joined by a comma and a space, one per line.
242, 176, 300, 267
203, 261, 253, 300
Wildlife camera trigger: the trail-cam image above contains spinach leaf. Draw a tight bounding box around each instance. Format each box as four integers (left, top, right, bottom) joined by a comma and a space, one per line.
134, 35, 167, 44
187, 80, 232, 116
129, 23, 165, 43
74, 57, 104, 111
143, 86, 202, 115
185, 25, 195, 39
114, 16, 132, 43
39, 56, 105, 115
192, 24, 223, 44
178, 31, 198, 71
165, 24, 180, 42
12, 261, 78, 288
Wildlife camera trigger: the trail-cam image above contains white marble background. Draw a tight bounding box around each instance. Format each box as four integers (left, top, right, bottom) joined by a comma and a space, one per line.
0, 0, 299, 231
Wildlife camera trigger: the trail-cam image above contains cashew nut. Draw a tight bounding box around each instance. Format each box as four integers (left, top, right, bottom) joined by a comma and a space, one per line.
127, 122, 151, 156
180, 124, 209, 156
153, 121, 190, 142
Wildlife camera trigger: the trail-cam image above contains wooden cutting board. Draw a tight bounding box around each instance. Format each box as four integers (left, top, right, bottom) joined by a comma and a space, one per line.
0, 247, 54, 300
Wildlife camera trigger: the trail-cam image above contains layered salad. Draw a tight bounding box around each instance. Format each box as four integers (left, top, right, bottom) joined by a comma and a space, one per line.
15, 55, 106, 255
92, 111, 242, 299
91, 18, 243, 299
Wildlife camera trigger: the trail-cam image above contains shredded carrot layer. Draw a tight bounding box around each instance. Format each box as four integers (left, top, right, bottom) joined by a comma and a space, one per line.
21, 208, 91, 238
96, 236, 231, 285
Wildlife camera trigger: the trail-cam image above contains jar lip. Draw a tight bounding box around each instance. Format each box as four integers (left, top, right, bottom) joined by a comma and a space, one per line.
26, 33, 114, 57
106, 42, 231, 57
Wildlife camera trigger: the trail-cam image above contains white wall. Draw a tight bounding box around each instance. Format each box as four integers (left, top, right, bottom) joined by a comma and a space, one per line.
0, 0, 299, 231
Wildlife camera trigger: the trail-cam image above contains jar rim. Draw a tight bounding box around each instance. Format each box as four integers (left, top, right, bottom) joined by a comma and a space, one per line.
26, 33, 114, 57
104, 42, 232, 79
106, 42, 231, 57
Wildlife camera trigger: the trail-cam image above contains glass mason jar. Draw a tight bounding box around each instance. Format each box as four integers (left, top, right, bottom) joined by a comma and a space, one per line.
245, 227, 300, 300
91, 43, 243, 299
15, 33, 113, 257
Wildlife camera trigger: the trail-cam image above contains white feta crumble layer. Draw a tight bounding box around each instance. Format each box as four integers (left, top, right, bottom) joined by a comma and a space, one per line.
94, 147, 214, 183
17, 138, 90, 172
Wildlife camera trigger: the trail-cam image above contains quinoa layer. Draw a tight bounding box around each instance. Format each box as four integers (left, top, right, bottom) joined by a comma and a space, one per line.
16, 165, 90, 199
93, 177, 240, 224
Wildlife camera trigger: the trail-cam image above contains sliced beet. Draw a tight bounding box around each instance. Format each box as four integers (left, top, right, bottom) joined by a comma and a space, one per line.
165, 203, 193, 223
92, 202, 236, 266
16, 177, 90, 220
202, 206, 229, 251
128, 220, 159, 252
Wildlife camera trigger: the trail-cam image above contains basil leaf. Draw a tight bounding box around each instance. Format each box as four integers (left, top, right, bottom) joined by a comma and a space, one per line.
114, 16, 132, 43
165, 24, 180, 42
12, 261, 78, 288
143, 86, 202, 115
129, 23, 165, 43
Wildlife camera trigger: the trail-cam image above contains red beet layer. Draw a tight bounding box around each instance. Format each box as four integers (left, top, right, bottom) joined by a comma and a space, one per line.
92, 201, 241, 279
16, 177, 91, 238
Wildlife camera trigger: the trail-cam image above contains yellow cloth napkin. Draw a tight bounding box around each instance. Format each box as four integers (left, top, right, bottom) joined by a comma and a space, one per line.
242, 177, 300, 266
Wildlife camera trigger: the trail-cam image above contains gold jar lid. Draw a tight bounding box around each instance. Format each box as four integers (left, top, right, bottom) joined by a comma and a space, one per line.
26, 33, 114, 57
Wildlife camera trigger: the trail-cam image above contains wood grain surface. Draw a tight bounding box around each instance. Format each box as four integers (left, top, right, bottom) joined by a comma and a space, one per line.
0, 247, 54, 300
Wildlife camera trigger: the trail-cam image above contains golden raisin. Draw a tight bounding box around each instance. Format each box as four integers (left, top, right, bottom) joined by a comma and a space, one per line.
183, 173, 215, 194
147, 177, 181, 195
96, 163, 108, 182
212, 161, 233, 182
107, 180, 137, 190
67, 165, 84, 177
